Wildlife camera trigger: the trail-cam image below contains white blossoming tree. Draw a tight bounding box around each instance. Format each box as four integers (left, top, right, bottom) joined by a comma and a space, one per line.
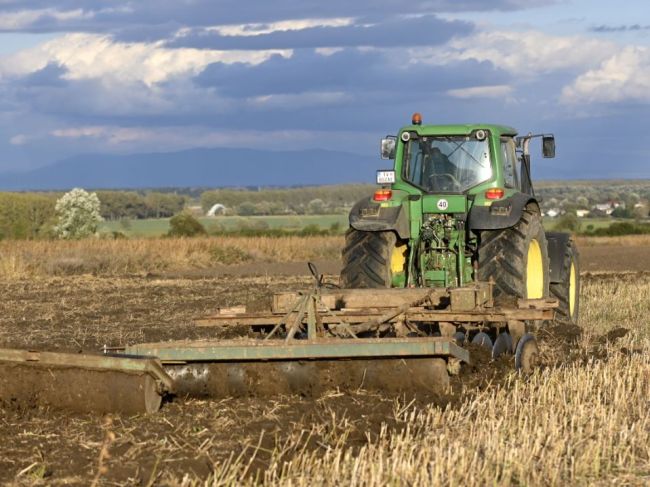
54, 188, 103, 239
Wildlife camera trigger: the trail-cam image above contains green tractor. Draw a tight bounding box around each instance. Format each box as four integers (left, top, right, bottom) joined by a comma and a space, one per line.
342, 114, 579, 325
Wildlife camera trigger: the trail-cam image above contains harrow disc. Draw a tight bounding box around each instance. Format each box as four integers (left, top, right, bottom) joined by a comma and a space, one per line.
514, 334, 539, 373
491, 333, 513, 359
454, 331, 466, 346
471, 332, 493, 350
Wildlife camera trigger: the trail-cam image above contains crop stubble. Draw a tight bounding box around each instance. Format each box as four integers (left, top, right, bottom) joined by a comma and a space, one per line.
0, 248, 649, 485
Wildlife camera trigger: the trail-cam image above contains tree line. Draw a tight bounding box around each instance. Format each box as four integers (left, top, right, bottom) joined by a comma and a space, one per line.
0, 190, 186, 239
200, 184, 374, 215
2, 181, 649, 240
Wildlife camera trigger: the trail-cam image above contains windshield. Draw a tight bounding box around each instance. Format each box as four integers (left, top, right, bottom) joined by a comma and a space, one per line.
403, 135, 492, 192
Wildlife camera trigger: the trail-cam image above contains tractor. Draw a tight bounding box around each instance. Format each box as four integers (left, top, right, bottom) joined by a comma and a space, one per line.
342, 113, 579, 326
0, 115, 580, 414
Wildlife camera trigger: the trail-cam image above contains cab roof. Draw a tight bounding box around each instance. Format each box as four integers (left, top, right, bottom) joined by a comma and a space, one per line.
400, 123, 518, 137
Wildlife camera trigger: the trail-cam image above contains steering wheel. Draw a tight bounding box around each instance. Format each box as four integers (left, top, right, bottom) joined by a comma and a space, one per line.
428, 173, 461, 191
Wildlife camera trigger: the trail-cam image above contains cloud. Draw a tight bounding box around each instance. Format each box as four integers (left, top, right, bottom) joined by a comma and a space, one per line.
591, 24, 650, 33
447, 84, 512, 99
195, 48, 506, 99
0, 8, 91, 30
35, 124, 379, 154
247, 91, 351, 109
0, 1, 555, 35
0, 33, 292, 85
167, 15, 473, 50
203, 18, 355, 37
561, 46, 650, 103
9, 134, 28, 145
0, 2, 647, 180
413, 30, 618, 75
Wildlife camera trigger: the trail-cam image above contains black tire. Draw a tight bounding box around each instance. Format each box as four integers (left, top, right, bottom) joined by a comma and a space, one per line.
549, 240, 580, 325
340, 229, 398, 288
477, 208, 549, 302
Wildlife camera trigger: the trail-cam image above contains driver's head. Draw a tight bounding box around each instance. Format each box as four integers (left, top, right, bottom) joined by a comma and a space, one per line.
429, 147, 447, 163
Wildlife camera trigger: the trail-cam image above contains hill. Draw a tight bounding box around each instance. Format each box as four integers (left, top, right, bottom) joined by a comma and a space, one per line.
0, 148, 380, 191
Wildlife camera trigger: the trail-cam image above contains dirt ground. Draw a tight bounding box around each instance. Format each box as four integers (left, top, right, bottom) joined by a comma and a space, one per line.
575, 244, 650, 272
152, 245, 650, 278
0, 247, 647, 484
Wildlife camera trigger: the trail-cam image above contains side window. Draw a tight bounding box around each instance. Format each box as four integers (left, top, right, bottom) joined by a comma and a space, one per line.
500, 138, 519, 189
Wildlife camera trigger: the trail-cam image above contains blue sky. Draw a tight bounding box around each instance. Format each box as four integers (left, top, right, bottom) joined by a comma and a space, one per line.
0, 0, 648, 179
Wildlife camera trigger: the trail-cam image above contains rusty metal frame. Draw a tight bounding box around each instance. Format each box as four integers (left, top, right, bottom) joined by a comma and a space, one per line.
124, 337, 470, 364
0, 348, 174, 391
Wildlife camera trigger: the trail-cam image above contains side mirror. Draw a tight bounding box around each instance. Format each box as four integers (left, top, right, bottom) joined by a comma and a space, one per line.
380, 136, 396, 160
542, 135, 555, 158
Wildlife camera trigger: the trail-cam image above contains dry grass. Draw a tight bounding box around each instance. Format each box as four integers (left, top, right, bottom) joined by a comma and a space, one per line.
237, 353, 649, 486
195, 273, 650, 486
0, 236, 343, 278
1, 233, 648, 279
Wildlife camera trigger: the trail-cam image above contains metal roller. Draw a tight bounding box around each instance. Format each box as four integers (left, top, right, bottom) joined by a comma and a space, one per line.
165, 358, 450, 398
0, 349, 173, 415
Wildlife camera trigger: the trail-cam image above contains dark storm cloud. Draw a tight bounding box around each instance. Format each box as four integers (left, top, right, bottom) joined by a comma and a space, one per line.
2, 47, 508, 133
167, 15, 472, 50
195, 48, 506, 99
0, 0, 556, 35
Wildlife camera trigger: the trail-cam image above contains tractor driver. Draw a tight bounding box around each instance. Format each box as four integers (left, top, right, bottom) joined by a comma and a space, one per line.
422, 146, 458, 191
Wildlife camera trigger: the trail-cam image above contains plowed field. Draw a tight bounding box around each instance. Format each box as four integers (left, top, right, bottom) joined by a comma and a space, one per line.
1, 247, 649, 485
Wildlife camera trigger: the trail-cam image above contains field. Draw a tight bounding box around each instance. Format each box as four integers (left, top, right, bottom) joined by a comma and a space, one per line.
100, 215, 349, 237
0, 237, 649, 485
98, 214, 633, 238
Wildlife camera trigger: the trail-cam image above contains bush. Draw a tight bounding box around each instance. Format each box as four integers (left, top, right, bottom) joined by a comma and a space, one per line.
167, 212, 207, 237
584, 222, 650, 237
554, 213, 581, 233
611, 207, 632, 218
54, 188, 103, 240
0, 192, 57, 239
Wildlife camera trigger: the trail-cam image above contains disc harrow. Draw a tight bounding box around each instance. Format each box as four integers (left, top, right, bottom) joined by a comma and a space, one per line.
0, 281, 556, 414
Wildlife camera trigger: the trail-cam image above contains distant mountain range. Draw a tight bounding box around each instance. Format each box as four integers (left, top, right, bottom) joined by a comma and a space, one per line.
0, 148, 383, 191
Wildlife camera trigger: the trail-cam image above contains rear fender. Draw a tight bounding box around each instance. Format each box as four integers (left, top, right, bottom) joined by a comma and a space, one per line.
468, 193, 538, 231
546, 231, 572, 283
349, 198, 410, 240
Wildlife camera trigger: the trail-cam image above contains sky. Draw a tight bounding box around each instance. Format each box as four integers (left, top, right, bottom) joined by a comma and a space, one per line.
0, 0, 649, 179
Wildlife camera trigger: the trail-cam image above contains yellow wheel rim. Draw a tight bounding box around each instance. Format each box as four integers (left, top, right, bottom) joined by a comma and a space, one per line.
526, 239, 544, 299
569, 261, 576, 317
391, 243, 407, 274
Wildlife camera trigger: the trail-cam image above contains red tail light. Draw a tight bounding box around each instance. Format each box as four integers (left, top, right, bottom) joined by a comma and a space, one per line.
485, 188, 505, 200
373, 189, 392, 201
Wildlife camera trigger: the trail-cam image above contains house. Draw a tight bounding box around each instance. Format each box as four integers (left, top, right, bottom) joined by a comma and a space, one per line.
593, 203, 614, 216
576, 209, 590, 218
545, 208, 561, 218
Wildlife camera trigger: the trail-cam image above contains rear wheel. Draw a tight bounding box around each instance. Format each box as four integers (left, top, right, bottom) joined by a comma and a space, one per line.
340, 229, 406, 288
550, 240, 580, 325
477, 208, 550, 302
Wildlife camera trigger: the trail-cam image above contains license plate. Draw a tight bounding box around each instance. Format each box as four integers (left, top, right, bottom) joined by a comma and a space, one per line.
376, 170, 396, 184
